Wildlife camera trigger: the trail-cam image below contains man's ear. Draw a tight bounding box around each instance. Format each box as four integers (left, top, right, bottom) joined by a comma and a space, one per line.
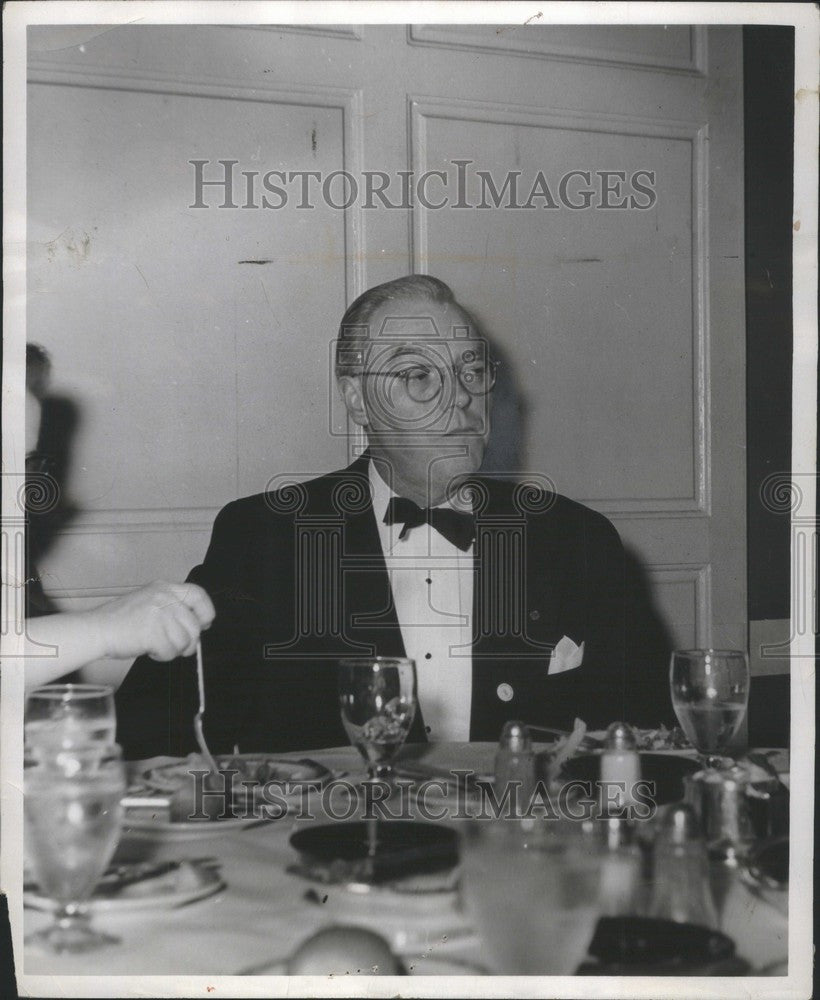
337, 375, 369, 427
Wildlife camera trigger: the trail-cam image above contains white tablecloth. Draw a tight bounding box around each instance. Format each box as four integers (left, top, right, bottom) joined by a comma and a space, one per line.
23, 743, 788, 977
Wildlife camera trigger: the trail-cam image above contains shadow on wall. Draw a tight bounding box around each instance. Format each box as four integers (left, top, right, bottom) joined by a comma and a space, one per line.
622, 545, 675, 726
27, 393, 81, 590
479, 334, 528, 476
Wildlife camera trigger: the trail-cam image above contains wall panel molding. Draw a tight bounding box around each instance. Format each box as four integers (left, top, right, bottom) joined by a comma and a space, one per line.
648, 562, 712, 647
50, 507, 221, 537
241, 25, 363, 41
28, 62, 365, 305
407, 24, 706, 76
409, 93, 709, 517
45, 585, 138, 601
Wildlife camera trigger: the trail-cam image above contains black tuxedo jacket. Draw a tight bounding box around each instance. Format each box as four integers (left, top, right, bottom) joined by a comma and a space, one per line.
115, 455, 673, 759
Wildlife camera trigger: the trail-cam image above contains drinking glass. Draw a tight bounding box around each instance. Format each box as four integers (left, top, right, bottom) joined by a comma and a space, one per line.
25, 684, 116, 749
459, 818, 604, 974
25, 743, 126, 953
670, 650, 750, 766
338, 657, 417, 780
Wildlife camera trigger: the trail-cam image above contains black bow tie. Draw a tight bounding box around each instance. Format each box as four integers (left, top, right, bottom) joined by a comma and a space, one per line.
384, 497, 476, 552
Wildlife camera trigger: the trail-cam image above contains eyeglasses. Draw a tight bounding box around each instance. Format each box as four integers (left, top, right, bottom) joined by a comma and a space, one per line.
359, 359, 499, 403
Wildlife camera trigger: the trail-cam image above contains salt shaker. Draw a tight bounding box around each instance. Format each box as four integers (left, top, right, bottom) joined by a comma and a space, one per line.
600, 721, 641, 814
598, 816, 644, 916
494, 721, 536, 809
649, 803, 718, 928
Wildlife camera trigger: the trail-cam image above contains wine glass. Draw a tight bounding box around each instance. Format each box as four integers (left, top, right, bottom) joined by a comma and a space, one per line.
25, 684, 116, 749
338, 657, 417, 781
459, 817, 605, 974
670, 649, 750, 767
25, 743, 126, 953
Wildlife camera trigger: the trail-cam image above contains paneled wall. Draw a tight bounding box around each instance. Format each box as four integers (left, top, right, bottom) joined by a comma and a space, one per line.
27, 25, 746, 682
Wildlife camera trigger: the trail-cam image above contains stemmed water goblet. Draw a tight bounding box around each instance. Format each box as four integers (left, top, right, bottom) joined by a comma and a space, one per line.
25, 683, 117, 749
669, 649, 750, 768
338, 657, 417, 859
338, 657, 417, 782
25, 742, 126, 953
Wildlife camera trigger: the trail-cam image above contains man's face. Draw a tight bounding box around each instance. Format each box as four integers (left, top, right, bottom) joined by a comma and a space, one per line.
343, 295, 494, 501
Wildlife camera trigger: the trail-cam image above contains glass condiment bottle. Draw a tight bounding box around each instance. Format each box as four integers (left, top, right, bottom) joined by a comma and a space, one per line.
649, 803, 718, 928
684, 763, 757, 927
600, 721, 641, 813
597, 816, 644, 916
684, 763, 756, 860
494, 720, 536, 812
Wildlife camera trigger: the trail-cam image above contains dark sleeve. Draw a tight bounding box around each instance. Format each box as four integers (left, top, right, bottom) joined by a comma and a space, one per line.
114, 500, 252, 760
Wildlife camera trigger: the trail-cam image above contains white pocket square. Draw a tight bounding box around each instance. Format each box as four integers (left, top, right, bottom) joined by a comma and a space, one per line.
548, 636, 585, 675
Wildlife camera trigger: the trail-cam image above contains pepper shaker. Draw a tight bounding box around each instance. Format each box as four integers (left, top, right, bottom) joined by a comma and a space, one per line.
494, 720, 536, 810
649, 803, 718, 928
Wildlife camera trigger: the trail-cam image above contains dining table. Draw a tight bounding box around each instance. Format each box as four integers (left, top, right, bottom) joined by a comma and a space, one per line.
23, 741, 789, 979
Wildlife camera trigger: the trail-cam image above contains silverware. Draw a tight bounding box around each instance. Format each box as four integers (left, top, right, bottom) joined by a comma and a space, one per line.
527, 724, 604, 748
391, 763, 488, 794
27, 858, 222, 897
94, 860, 182, 895
193, 640, 219, 778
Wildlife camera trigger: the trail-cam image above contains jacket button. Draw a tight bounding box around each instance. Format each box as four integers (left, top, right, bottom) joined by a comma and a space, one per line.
496, 683, 513, 702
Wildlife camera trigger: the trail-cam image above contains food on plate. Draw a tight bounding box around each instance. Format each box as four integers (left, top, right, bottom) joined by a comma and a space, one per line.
102, 860, 212, 898
286, 925, 402, 975
25, 859, 222, 907
539, 720, 692, 785
631, 724, 691, 751
543, 718, 588, 782
137, 753, 333, 821
143, 754, 330, 793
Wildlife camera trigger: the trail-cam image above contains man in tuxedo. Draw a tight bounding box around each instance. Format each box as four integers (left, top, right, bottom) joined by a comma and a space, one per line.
116, 275, 672, 759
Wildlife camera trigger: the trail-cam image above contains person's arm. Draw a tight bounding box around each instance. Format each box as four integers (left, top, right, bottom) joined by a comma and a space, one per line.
24, 581, 215, 691
114, 499, 253, 759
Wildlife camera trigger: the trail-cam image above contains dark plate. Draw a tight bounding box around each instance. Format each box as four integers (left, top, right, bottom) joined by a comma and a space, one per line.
577, 916, 746, 975
543, 752, 700, 806
289, 820, 459, 886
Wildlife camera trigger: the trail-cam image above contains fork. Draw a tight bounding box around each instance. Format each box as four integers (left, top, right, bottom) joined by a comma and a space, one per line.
194, 640, 220, 778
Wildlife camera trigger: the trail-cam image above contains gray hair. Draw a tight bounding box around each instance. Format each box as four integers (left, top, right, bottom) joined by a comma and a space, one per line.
335, 274, 456, 377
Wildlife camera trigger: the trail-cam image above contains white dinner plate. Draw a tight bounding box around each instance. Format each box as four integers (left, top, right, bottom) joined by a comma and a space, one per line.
121, 813, 270, 841
24, 860, 224, 912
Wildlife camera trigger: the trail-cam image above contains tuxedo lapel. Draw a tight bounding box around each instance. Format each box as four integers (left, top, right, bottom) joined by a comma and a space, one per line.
339, 457, 428, 743
469, 476, 563, 738
342, 507, 405, 657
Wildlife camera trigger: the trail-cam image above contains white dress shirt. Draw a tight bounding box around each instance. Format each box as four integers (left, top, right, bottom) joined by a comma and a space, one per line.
368, 460, 473, 741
